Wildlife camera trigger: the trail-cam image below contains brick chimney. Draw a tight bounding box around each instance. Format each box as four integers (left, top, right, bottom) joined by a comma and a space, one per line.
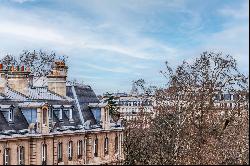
47, 61, 68, 97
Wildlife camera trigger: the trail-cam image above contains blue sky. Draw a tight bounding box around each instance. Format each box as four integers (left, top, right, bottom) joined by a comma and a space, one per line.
0, 0, 249, 94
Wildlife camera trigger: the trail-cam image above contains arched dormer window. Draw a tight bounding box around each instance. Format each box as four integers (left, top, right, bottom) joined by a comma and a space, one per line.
42, 107, 48, 125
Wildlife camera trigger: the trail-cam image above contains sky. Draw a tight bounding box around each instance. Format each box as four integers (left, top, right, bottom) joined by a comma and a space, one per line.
0, 0, 249, 95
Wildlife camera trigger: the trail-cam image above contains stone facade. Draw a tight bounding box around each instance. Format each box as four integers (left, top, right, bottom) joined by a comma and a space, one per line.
0, 61, 124, 165
0, 130, 123, 165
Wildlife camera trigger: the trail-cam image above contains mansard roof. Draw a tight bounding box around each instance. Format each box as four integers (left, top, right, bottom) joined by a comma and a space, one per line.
0, 78, 105, 136
66, 83, 99, 125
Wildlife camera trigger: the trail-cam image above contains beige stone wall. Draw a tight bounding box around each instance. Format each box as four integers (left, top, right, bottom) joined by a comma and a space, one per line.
47, 77, 66, 97
7, 76, 29, 95
0, 130, 124, 165
0, 138, 30, 165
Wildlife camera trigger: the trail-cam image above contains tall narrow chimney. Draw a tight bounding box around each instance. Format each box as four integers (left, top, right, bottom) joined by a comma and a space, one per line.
47, 61, 68, 97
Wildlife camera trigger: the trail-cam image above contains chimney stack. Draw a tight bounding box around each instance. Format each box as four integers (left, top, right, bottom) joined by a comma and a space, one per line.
47, 61, 68, 97
0, 64, 31, 95
0, 63, 7, 93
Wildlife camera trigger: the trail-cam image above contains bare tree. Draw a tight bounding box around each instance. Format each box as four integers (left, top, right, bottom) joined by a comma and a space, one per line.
1, 50, 68, 76
123, 51, 249, 165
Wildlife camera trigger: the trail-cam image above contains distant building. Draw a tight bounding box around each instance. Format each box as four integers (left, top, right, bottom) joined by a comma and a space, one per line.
102, 92, 156, 121
0, 62, 124, 165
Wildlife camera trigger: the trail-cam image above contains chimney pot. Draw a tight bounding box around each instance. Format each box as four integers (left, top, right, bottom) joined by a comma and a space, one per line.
0, 64, 2, 70
21, 66, 24, 71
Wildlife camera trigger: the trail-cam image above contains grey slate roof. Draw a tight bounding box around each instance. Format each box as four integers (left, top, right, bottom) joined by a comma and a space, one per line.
0, 111, 12, 131
9, 108, 29, 131
26, 87, 68, 100
66, 84, 99, 125
4, 86, 27, 101
0, 81, 101, 133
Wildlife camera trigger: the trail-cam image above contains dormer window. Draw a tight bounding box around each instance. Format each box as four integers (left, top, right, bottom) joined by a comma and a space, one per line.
60, 107, 63, 120
42, 107, 48, 125
53, 109, 62, 120
64, 109, 69, 118
9, 108, 14, 122
48, 107, 53, 120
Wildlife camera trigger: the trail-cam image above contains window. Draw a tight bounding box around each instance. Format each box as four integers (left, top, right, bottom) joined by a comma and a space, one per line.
17, 146, 25, 165
60, 108, 63, 120
68, 141, 73, 160
9, 106, 14, 122
41, 144, 47, 165
53, 109, 60, 119
115, 135, 119, 153
221, 94, 224, 100
224, 94, 231, 100
57, 142, 63, 162
42, 107, 47, 125
77, 140, 83, 159
94, 137, 98, 157
104, 136, 109, 155
4, 148, 10, 165
48, 108, 52, 120
64, 109, 70, 118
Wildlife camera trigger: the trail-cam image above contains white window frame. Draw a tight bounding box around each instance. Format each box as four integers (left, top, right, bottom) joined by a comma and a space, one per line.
69, 108, 73, 120
4, 148, 10, 165
9, 108, 14, 122
77, 140, 83, 158
18, 146, 25, 165
68, 141, 73, 160
41, 144, 47, 164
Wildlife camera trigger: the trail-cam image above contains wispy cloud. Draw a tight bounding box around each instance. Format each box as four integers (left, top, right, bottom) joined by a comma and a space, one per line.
84, 63, 131, 73
8, 0, 34, 3
0, 0, 248, 94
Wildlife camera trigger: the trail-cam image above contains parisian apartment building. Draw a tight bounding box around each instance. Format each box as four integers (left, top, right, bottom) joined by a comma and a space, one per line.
0, 61, 124, 165
101, 92, 156, 121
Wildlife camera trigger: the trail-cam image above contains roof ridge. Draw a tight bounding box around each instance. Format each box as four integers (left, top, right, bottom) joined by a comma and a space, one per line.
6, 86, 29, 99
46, 88, 70, 100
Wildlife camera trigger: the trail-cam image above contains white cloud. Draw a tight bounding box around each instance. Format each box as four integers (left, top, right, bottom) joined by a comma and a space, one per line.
0, 21, 72, 45
9, 0, 34, 3
84, 63, 131, 73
